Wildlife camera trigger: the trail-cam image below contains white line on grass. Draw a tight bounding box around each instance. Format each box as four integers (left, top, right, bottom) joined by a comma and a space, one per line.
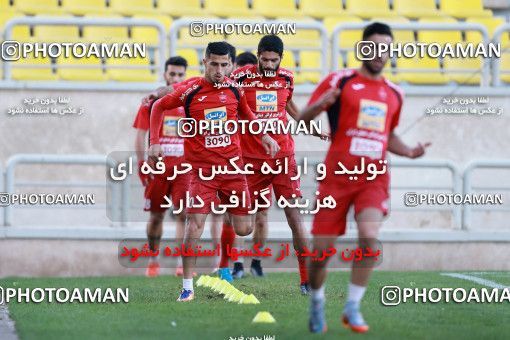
0, 304, 18, 340
441, 273, 509, 289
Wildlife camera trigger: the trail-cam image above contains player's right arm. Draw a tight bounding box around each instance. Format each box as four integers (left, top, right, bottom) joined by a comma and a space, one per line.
134, 129, 150, 186
142, 77, 200, 105
142, 85, 174, 105
299, 73, 341, 124
148, 89, 185, 162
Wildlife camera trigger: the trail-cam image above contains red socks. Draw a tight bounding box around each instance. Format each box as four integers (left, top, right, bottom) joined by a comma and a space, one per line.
219, 223, 236, 268
298, 256, 309, 284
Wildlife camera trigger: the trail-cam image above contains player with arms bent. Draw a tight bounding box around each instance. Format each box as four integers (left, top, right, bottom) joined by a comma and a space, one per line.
301, 23, 430, 333
148, 42, 279, 302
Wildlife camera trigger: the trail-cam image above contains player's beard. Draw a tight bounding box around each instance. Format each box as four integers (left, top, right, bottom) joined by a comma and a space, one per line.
363, 59, 385, 76
259, 61, 280, 77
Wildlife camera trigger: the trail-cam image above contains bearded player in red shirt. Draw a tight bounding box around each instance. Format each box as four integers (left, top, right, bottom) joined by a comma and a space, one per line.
300, 23, 430, 334
221, 35, 311, 295
148, 42, 279, 302
133, 56, 189, 278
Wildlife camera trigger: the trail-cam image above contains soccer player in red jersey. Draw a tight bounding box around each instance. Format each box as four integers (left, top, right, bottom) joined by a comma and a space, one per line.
226, 35, 311, 294
219, 51, 258, 281
148, 42, 279, 302
301, 23, 430, 333
133, 56, 189, 278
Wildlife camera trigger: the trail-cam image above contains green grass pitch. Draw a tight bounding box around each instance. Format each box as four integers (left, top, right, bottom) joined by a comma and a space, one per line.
1, 271, 509, 339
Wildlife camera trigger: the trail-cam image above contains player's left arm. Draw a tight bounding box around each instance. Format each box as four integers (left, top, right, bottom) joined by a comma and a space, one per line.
386, 90, 431, 158
387, 133, 431, 158
287, 99, 330, 141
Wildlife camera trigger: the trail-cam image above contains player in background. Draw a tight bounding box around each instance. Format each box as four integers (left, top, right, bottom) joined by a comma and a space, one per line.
148, 42, 280, 302
220, 51, 258, 280
223, 35, 312, 295
300, 23, 430, 333
234, 51, 258, 68
133, 56, 189, 277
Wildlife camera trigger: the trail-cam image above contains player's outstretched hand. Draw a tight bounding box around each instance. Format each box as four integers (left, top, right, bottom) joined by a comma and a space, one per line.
409, 142, 431, 158
318, 88, 341, 110
313, 131, 331, 141
142, 86, 167, 105
261, 134, 280, 158
148, 144, 163, 166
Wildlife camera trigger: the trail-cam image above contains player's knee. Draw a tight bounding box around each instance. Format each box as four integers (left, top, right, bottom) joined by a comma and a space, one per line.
357, 225, 380, 240
175, 213, 186, 224
149, 212, 165, 225
255, 217, 266, 230
236, 224, 253, 236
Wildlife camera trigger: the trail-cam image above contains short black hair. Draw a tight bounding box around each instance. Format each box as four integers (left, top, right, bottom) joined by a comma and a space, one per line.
235, 51, 257, 67
362, 22, 393, 40
205, 41, 232, 58
226, 42, 236, 63
165, 56, 187, 70
257, 35, 284, 56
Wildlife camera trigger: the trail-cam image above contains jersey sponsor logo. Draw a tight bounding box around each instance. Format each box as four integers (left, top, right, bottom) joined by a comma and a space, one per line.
163, 116, 179, 136
349, 137, 383, 159
162, 143, 184, 157
357, 99, 387, 132
204, 106, 227, 121
352, 83, 365, 90
256, 90, 278, 112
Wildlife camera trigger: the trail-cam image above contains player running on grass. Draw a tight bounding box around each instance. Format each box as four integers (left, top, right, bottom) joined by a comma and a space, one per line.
300, 23, 430, 333
133, 56, 189, 278
217, 51, 258, 280
148, 41, 279, 302
218, 36, 312, 295
143, 45, 240, 275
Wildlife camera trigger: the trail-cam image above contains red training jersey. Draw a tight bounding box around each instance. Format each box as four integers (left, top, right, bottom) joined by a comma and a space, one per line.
150, 76, 258, 168
133, 100, 185, 161
308, 69, 403, 184
231, 64, 295, 159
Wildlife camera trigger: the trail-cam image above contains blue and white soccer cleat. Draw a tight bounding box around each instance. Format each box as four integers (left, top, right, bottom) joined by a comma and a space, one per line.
309, 298, 327, 333
300, 282, 311, 295
342, 301, 369, 333
232, 262, 245, 279
250, 259, 265, 278
177, 289, 194, 302
218, 267, 233, 282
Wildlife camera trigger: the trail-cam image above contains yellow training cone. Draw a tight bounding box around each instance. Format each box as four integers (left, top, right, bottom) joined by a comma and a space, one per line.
196, 275, 209, 287
207, 277, 220, 288
204, 276, 215, 287
224, 287, 239, 300
240, 294, 260, 304
218, 282, 233, 295
211, 279, 226, 292
252, 312, 276, 323
229, 291, 245, 303
215, 280, 230, 293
